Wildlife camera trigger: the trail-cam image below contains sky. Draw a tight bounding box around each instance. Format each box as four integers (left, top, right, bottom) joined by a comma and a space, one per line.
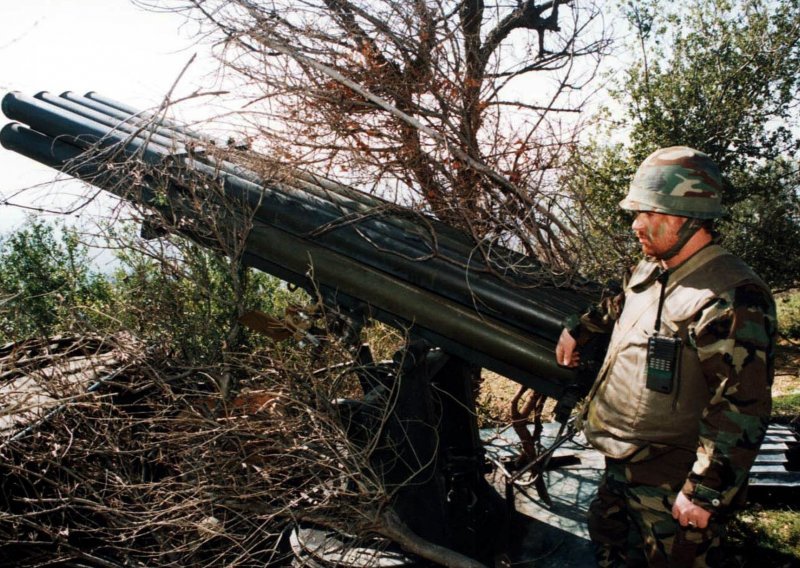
0, 0, 216, 239
0, 0, 619, 254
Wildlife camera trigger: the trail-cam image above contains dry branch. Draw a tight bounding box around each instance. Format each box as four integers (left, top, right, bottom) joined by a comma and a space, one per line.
0, 330, 449, 566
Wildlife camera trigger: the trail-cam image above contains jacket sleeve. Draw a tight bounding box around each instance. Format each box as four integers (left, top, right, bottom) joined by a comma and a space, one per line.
564, 275, 629, 342
681, 283, 776, 511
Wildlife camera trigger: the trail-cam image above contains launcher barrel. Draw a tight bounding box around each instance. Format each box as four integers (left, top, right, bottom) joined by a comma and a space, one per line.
1, 91, 595, 398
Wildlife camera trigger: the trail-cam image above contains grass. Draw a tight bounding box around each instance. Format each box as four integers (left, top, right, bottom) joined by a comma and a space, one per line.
773, 392, 800, 422
736, 375, 800, 564
728, 508, 800, 566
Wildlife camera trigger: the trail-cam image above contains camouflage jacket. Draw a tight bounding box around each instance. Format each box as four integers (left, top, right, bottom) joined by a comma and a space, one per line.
569, 246, 776, 512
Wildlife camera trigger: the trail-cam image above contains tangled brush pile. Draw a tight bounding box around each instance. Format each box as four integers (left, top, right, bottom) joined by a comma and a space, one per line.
0, 334, 403, 567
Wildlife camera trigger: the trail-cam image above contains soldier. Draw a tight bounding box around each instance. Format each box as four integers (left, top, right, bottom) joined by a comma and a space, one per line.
556, 147, 776, 567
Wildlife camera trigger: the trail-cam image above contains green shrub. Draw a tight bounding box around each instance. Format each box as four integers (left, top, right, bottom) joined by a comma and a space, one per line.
0, 218, 113, 341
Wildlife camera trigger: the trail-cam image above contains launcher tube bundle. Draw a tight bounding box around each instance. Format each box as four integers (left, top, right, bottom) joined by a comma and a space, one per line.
1, 91, 595, 398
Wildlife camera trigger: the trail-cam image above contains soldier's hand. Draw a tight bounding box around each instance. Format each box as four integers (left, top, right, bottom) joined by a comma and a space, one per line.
672, 491, 711, 529
555, 328, 580, 368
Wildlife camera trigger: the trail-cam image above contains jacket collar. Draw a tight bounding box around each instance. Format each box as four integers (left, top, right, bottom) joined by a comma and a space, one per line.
629, 244, 724, 293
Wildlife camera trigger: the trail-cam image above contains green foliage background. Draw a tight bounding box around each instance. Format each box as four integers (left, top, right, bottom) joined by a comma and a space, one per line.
0, 220, 112, 340
0, 218, 302, 363
565, 0, 800, 291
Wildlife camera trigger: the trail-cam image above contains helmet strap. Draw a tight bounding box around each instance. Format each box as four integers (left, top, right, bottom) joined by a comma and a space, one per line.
656, 217, 705, 260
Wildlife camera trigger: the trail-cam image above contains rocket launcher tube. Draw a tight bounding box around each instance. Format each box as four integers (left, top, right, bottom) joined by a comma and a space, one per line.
85, 91, 227, 148
2, 92, 171, 165
59, 93, 488, 258
59, 91, 560, 286
43, 92, 590, 318
3, 92, 586, 338
2, 92, 594, 335
243, 222, 577, 392
39, 92, 185, 152
176, 157, 578, 339
24, 91, 500, 270
63, 91, 226, 151
0, 122, 576, 394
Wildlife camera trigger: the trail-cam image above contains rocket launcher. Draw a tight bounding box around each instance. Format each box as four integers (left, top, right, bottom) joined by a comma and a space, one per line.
1, 90, 598, 401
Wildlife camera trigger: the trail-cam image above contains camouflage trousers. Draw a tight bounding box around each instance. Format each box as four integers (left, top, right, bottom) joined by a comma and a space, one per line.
587, 447, 725, 567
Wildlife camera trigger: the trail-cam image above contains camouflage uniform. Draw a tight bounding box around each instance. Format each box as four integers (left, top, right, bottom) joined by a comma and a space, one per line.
566, 147, 777, 567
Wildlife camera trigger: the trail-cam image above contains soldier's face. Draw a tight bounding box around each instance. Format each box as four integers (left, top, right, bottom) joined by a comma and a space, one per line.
631, 211, 685, 258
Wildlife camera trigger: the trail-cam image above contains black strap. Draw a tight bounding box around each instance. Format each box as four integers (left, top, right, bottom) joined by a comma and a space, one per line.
654, 269, 670, 333
659, 218, 704, 260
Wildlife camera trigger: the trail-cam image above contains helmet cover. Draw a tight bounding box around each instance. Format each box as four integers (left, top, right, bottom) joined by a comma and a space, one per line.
620, 146, 723, 219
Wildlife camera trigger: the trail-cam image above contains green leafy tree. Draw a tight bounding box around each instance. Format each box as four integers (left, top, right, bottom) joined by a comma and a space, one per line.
722, 160, 800, 289
561, 142, 639, 282
623, 0, 800, 169
0, 219, 112, 341
567, 0, 800, 289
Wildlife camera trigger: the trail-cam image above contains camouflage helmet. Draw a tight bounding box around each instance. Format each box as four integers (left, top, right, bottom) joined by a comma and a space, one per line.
619, 146, 723, 219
